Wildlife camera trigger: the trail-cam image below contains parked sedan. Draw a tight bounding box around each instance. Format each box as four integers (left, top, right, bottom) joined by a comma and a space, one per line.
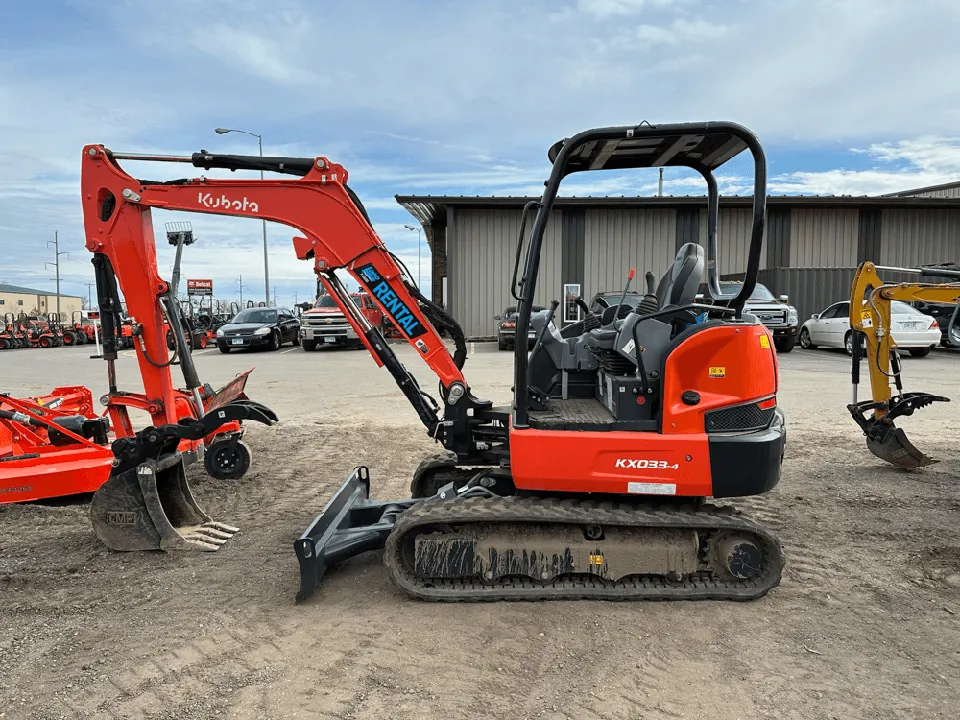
494, 304, 546, 350
798, 300, 940, 357
216, 307, 300, 352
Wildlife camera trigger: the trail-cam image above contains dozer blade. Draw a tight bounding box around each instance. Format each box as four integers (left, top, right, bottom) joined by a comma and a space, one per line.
866, 425, 938, 469
90, 452, 238, 552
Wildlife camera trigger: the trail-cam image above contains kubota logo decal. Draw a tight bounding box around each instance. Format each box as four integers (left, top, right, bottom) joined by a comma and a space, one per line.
198, 192, 259, 213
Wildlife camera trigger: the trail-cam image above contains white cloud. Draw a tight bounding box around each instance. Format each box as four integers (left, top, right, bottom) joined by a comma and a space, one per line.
770, 137, 960, 196
2, 0, 959, 308
576, 0, 674, 17
188, 24, 322, 87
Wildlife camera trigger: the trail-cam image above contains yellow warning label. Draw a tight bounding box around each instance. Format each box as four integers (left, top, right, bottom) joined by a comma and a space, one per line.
588, 554, 604, 566
709, 366, 726, 378
759, 335, 770, 349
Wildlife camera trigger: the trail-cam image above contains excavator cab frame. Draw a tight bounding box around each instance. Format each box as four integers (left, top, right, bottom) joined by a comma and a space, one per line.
511, 122, 768, 428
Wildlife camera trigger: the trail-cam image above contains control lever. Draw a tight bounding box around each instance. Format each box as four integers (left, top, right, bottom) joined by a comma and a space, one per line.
608, 269, 636, 327
527, 301, 560, 398
645, 271, 656, 295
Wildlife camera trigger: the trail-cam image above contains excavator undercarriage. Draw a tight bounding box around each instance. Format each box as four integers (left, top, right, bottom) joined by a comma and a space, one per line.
296, 467, 782, 603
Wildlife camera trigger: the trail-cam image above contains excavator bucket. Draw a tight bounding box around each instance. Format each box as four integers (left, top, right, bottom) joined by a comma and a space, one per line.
90, 399, 277, 552
849, 392, 948, 470
90, 453, 239, 551
865, 424, 938, 469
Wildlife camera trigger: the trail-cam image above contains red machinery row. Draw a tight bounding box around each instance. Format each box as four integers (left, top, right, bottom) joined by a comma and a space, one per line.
0, 311, 105, 349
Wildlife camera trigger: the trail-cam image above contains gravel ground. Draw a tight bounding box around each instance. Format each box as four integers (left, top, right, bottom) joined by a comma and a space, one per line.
1, 342, 958, 719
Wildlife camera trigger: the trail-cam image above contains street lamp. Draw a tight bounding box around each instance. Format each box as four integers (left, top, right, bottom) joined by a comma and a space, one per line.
403, 224, 422, 288
214, 127, 270, 306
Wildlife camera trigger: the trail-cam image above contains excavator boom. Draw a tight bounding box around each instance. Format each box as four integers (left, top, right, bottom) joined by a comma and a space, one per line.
848, 261, 960, 468
82, 146, 472, 439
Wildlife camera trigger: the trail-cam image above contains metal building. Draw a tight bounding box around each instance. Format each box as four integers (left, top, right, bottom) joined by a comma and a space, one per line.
0, 283, 83, 319
884, 179, 960, 200
397, 193, 960, 339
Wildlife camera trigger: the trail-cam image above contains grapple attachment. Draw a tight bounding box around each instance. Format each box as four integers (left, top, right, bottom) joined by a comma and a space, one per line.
90, 400, 277, 552
848, 392, 949, 469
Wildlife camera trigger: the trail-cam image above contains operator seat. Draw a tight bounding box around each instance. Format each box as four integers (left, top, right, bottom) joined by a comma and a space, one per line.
656, 242, 705, 310
613, 243, 706, 372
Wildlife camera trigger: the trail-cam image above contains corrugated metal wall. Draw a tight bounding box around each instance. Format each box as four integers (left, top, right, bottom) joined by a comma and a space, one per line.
790, 208, 859, 267
698, 207, 754, 274
448, 209, 561, 337
584, 209, 676, 295
879, 209, 960, 266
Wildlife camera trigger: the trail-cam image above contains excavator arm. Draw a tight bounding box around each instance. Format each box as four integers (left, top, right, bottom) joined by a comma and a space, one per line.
848, 261, 960, 468
81, 145, 475, 440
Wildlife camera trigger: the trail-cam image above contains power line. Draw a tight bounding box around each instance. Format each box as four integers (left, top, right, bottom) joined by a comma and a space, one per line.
45, 231, 69, 318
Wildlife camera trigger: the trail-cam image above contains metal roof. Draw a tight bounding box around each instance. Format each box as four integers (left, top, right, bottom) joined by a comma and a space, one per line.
396, 194, 960, 226
0, 283, 81, 297
882, 179, 960, 197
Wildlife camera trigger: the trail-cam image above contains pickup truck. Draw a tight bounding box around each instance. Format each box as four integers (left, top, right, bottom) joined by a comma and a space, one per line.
300, 292, 388, 350
706, 282, 800, 352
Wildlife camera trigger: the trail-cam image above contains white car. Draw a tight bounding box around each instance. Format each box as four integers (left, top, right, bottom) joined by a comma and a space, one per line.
798, 300, 940, 357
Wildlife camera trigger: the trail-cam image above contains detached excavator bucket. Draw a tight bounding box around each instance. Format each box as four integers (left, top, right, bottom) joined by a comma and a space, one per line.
90, 452, 238, 551
865, 424, 938, 470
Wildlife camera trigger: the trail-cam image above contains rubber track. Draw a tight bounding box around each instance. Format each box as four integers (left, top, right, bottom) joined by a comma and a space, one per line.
383, 496, 783, 602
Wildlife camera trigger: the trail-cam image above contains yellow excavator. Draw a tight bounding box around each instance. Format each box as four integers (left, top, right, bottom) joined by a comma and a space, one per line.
848, 261, 960, 468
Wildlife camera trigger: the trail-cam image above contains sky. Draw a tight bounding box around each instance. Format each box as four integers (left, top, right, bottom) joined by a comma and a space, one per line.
1, 0, 959, 308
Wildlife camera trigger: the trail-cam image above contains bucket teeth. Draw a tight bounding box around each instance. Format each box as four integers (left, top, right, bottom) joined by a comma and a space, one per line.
206, 521, 240, 533
194, 525, 235, 540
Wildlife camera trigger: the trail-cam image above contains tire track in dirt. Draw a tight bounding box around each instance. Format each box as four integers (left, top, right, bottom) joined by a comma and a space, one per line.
54, 420, 443, 720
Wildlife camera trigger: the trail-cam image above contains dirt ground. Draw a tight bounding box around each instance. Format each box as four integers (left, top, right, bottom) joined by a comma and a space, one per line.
1, 344, 959, 720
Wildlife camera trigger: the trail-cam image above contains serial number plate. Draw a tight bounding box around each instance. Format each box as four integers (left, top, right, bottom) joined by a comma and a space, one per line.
627, 482, 677, 495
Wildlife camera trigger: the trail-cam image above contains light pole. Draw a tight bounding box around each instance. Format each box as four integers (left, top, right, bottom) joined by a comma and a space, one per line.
215, 127, 270, 306
403, 224, 422, 288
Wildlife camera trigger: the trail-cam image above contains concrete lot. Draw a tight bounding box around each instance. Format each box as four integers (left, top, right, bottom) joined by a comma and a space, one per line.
1, 341, 959, 719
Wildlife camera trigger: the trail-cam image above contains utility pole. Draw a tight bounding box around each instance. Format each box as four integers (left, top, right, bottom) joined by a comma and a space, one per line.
45, 231, 68, 318
236, 274, 246, 306
85, 282, 95, 310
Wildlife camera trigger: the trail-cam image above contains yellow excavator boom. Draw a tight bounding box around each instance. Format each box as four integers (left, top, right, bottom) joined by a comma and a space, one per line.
848, 261, 960, 468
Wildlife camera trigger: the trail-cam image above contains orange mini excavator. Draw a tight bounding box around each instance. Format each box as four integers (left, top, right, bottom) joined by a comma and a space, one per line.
81, 120, 786, 600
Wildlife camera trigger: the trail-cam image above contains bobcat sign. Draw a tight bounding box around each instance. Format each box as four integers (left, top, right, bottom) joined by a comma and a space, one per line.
187, 279, 213, 296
